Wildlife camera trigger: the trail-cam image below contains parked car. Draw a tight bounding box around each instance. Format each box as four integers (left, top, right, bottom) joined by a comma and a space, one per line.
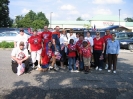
119, 37, 133, 50
115, 32, 133, 40
0, 31, 30, 42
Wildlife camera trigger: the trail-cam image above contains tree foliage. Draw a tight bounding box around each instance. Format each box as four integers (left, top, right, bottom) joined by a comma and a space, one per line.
76, 17, 84, 21
124, 17, 133, 22
14, 10, 49, 29
0, 0, 13, 27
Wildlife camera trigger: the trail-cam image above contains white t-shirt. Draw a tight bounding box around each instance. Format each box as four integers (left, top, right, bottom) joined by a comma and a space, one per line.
60, 34, 68, 44
14, 34, 29, 49
67, 33, 76, 44
11, 48, 28, 60
84, 36, 94, 46
75, 37, 79, 43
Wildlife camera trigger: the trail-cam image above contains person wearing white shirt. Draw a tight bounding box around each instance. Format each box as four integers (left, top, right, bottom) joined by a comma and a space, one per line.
67, 29, 76, 44
59, 29, 68, 69
11, 41, 30, 73
75, 33, 79, 43
84, 31, 94, 46
14, 29, 29, 49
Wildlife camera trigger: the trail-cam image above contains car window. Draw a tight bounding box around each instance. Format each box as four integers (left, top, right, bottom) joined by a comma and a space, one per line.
10, 32, 17, 36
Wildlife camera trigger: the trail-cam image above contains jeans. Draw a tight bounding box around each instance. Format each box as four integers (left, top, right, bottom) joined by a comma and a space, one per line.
93, 50, 103, 69
68, 57, 76, 70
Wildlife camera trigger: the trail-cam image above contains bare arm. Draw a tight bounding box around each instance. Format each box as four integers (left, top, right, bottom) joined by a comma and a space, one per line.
102, 43, 105, 53
14, 41, 17, 48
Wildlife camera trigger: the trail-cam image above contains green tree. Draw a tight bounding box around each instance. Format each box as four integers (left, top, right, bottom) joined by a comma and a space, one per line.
124, 17, 133, 22
0, 0, 12, 27
14, 10, 49, 29
76, 17, 84, 21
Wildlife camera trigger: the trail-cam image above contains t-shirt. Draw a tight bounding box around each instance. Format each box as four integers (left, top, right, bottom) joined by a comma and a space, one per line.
52, 34, 60, 46
41, 31, 52, 47
93, 38, 104, 50
41, 48, 54, 65
76, 40, 83, 52
80, 46, 91, 58
103, 34, 112, 45
84, 36, 94, 46
67, 33, 76, 44
28, 35, 42, 51
60, 34, 68, 44
68, 44, 76, 57
11, 48, 28, 60
14, 34, 29, 49
52, 31, 60, 38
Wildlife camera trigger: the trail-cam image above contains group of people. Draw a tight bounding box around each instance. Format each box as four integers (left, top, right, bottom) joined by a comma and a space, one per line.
11, 26, 120, 75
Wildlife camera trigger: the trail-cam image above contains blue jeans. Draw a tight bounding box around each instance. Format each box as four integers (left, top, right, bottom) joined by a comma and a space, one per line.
68, 57, 76, 70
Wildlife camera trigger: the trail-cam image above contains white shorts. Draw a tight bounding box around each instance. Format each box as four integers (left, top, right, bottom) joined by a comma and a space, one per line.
31, 49, 42, 63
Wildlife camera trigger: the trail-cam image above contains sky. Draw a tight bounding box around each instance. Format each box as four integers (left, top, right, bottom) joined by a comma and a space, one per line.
9, 0, 133, 21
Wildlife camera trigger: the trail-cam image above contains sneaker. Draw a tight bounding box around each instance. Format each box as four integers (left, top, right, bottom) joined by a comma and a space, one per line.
113, 71, 116, 73
99, 68, 102, 71
108, 70, 111, 72
70, 70, 73, 72
54, 64, 59, 71
49, 66, 53, 70
105, 64, 108, 69
95, 66, 98, 70
73, 70, 79, 72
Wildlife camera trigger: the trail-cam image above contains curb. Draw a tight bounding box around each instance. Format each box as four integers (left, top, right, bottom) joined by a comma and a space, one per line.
0, 48, 13, 50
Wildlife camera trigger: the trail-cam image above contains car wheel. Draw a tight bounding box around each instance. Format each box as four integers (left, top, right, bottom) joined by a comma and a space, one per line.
128, 44, 133, 50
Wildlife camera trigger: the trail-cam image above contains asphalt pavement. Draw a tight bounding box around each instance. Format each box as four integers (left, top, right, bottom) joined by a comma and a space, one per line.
0, 49, 133, 99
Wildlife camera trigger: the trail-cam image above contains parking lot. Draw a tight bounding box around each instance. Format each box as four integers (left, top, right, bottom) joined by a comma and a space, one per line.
0, 49, 133, 99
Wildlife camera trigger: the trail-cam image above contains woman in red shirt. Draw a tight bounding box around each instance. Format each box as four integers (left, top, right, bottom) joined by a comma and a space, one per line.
93, 32, 105, 71
28, 30, 42, 69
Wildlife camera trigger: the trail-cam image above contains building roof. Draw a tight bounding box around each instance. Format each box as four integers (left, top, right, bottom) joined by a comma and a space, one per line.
91, 15, 124, 22
52, 21, 90, 25
125, 22, 133, 27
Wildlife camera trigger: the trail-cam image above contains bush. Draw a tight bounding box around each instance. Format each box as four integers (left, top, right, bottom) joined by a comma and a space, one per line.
0, 41, 14, 48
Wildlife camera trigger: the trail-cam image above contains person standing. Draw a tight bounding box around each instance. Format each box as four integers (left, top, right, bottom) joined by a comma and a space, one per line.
93, 32, 105, 71
75, 33, 80, 43
106, 33, 120, 73
103, 30, 112, 69
80, 40, 92, 74
59, 29, 68, 69
28, 30, 42, 69
84, 31, 93, 47
67, 29, 76, 44
14, 29, 29, 49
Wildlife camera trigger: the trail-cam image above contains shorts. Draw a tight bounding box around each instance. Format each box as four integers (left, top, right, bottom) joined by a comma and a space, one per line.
41, 64, 49, 69
83, 57, 91, 66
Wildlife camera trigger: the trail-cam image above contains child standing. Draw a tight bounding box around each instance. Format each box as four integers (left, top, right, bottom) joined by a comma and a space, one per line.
80, 40, 92, 74
67, 39, 78, 72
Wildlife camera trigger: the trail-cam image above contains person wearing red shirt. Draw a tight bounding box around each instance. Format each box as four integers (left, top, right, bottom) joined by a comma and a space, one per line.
37, 41, 55, 72
93, 32, 105, 71
103, 30, 112, 69
80, 40, 92, 74
28, 30, 42, 69
76, 34, 84, 70
67, 39, 79, 72
41, 26, 52, 48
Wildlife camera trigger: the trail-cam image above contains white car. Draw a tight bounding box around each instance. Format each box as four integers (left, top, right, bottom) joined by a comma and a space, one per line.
0, 31, 30, 42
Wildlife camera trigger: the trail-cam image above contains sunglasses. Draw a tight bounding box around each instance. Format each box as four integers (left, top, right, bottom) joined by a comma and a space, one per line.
96, 34, 100, 35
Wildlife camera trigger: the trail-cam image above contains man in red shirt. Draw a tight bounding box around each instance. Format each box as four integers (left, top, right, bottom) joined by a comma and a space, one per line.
103, 30, 112, 69
41, 26, 52, 48
28, 30, 42, 69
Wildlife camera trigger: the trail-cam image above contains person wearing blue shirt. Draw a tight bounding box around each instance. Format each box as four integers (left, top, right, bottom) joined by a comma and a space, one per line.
106, 33, 120, 73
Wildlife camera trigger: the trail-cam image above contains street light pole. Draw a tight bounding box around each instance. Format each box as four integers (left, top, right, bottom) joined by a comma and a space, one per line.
119, 9, 121, 27
50, 12, 53, 28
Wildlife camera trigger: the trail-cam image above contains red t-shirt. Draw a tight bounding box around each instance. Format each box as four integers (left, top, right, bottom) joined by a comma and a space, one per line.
41, 48, 54, 65
41, 31, 52, 47
93, 38, 104, 50
103, 34, 112, 45
28, 35, 42, 51
80, 46, 91, 58
68, 44, 76, 57
76, 40, 83, 52
52, 31, 60, 38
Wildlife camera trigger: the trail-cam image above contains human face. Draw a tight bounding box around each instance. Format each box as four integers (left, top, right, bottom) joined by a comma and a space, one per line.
96, 33, 100, 38
106, 30, 110, 35
48, 42, 52, 48
56, 26, 60, 32
20, 45, 24, 50
44, 26, 48, 31
87, 32, 90, 37
79, 36, 84, 40
70, 39, 74, 44
76, 34, 79, 38
83, 42, 87, 47
20, 30, 24, 36
33, 31, 37, 36
62, 30, 66, 35
111, 34, 116, 40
